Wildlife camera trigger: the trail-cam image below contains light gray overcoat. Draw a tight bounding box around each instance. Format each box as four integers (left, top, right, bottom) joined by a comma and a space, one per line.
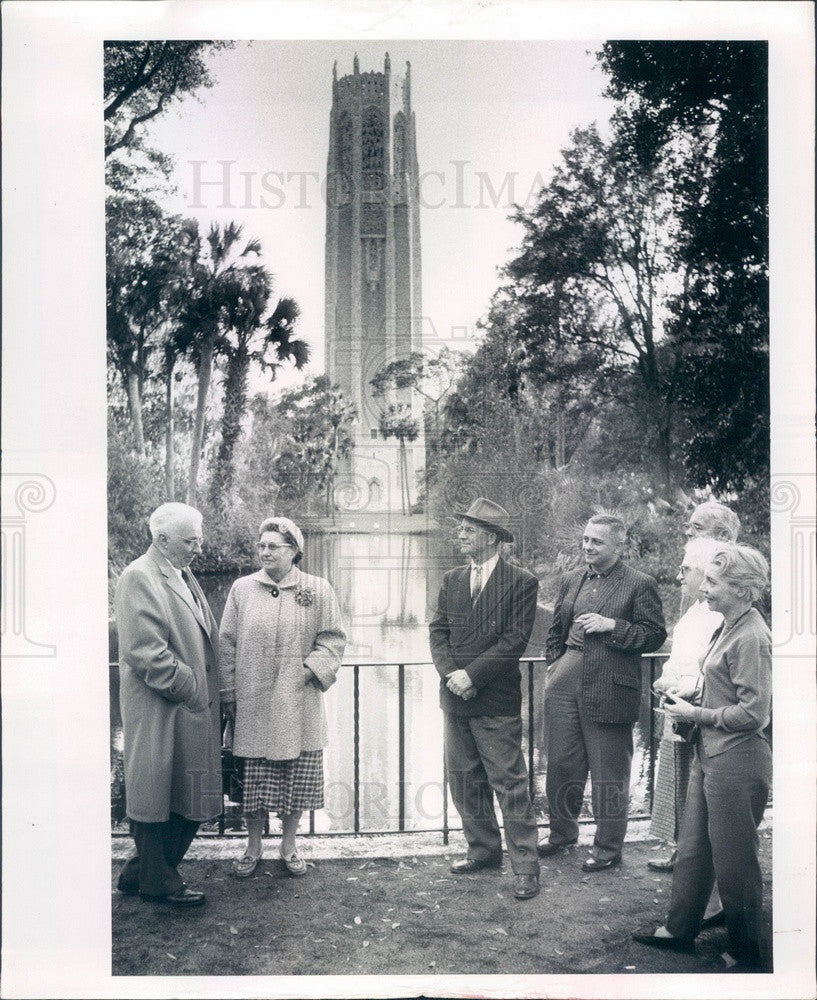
115, 545, 222, 823
219, 567, 346, 760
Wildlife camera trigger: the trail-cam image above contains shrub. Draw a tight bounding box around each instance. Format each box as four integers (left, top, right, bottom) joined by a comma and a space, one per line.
108, 425, 166, 579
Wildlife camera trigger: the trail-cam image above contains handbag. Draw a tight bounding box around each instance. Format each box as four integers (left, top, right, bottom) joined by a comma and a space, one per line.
671, 717, 700, 743
670, 671, 702, 743
221, 716, 243, 803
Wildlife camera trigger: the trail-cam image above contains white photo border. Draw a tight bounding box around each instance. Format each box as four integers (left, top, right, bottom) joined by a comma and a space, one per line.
2, 1, 814, 998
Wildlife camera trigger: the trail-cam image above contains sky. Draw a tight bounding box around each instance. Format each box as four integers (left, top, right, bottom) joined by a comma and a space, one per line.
146, 39, 616, 393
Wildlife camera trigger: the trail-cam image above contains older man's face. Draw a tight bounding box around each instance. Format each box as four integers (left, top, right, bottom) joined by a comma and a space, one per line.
457, 519, 495, 562
160, 515, 203, 569
677, 559, 705, 601
684, 505, 715, 540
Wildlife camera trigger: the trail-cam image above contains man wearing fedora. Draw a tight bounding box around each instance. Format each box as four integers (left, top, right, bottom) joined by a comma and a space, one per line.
429, 498, 541, 900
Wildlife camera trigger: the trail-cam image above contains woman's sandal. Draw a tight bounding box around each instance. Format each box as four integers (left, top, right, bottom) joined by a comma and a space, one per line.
232, 850, 263, 878
280, 847, 308, 876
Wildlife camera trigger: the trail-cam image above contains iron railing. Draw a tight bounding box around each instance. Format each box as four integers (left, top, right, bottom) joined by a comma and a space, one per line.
111, 654, 668, 841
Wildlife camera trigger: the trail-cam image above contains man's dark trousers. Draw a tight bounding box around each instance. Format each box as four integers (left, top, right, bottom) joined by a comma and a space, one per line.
542, 559, 666, 861
545, 649, 634, 861
117, 813, 200, 896
445, 713, 539, 874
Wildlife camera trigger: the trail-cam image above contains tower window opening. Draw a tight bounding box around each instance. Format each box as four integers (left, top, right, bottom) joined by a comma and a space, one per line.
338, 112, 353, 175
393, 113, 406, 173
362, 106, 385, 190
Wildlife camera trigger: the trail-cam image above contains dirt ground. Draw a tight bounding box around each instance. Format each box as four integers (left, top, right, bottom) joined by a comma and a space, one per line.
112, 832, 772, 978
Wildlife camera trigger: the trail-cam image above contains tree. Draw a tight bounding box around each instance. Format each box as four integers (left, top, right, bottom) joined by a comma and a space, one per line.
597, 41, 769, 493
377, 404, 420, 515
209, 277, 309, 511
181, 221, 263, 505
106, 193, 194, 454
160, 329, 198, 500
267, 376, 356, 513
370, 347, 464, 482
104, 41, 232, 159
505, 119, 683, 486
468, 288, 600, 469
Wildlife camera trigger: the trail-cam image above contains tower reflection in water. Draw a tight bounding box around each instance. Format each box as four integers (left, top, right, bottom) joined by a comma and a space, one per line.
311, 529, 450, 834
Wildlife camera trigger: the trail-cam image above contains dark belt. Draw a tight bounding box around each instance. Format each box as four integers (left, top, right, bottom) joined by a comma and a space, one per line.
565, 644, 583, 651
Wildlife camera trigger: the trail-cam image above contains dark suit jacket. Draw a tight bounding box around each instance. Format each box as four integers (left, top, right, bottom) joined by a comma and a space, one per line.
546, 560, 666, 724
429, 558, 539, 717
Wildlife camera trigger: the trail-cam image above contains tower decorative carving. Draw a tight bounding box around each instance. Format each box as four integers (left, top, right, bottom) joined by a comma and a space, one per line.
325, 54, 424, 512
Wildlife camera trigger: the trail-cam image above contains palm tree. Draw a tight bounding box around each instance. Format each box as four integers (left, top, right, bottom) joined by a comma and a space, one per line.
208, 275, 309, 511
378, 404, 420, 515
182, 221, 262, 505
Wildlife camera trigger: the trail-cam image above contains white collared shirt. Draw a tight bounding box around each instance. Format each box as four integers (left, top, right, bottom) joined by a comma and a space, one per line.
470, 551, 499, 600
160, 552, 185, 583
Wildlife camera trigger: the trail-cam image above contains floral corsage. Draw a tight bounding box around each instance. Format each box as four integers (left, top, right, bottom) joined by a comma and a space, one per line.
294, 587, 315, 607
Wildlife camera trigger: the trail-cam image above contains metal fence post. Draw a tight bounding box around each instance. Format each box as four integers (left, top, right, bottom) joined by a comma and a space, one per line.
527, 660, 535, 802
398, 663, 406, 832
648, 655, 657, 813
442, 740, 449, 846
353, 664, 360, 834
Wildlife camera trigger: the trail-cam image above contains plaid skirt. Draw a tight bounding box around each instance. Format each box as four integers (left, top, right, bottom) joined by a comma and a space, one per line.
650, 735, 694, 843
241, 750, 324, 816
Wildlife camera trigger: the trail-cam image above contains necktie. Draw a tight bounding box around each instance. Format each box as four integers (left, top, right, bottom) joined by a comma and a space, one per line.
471, 564, 482, 603
182, 569, 202, 611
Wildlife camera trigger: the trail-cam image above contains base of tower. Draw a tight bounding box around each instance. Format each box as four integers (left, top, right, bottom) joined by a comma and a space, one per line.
332, 446, 424, 514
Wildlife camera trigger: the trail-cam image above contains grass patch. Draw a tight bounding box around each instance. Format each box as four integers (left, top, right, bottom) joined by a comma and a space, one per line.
112, 834, 772, 977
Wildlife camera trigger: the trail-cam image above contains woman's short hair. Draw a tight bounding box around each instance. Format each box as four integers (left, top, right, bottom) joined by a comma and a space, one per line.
709, 544, 769, 602
683, 537, 730, 573
693, 500, 741, 542
258, 516, 304, 564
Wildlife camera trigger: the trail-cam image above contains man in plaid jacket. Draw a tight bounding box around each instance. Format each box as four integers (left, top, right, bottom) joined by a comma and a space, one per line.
538, 514, 666, 872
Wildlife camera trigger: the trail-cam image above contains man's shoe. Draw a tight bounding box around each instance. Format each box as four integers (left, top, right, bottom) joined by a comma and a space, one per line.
725, 947, 768, 973
699, 910, 726, 930
450, 854, 503, 874
140, 887, 206, 907
116, 882, 139, 896
632, 930, 695, 954
537, 839, 577, 858
582, 855, 621, 872
647, 858, 675, 872
513, 874, 540, 900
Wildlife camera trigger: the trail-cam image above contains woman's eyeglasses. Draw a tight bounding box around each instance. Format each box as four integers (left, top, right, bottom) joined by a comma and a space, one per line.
256, 543, 293, 552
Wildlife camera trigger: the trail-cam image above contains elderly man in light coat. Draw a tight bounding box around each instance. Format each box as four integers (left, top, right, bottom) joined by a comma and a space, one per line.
115, 503, 221, 907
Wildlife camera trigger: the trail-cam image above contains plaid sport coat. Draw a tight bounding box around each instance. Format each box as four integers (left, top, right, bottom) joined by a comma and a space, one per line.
546, 560, 667, 724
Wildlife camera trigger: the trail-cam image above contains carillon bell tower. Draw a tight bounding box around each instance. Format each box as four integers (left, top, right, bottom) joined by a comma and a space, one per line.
325, 53, 425, 513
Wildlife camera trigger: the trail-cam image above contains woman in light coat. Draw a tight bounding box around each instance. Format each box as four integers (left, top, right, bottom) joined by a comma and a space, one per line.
649, 537, 727, 867
220, 516, 346, 877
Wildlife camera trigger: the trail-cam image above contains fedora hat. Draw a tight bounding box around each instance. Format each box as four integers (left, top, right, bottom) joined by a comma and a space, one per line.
454, 497, 514, 543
